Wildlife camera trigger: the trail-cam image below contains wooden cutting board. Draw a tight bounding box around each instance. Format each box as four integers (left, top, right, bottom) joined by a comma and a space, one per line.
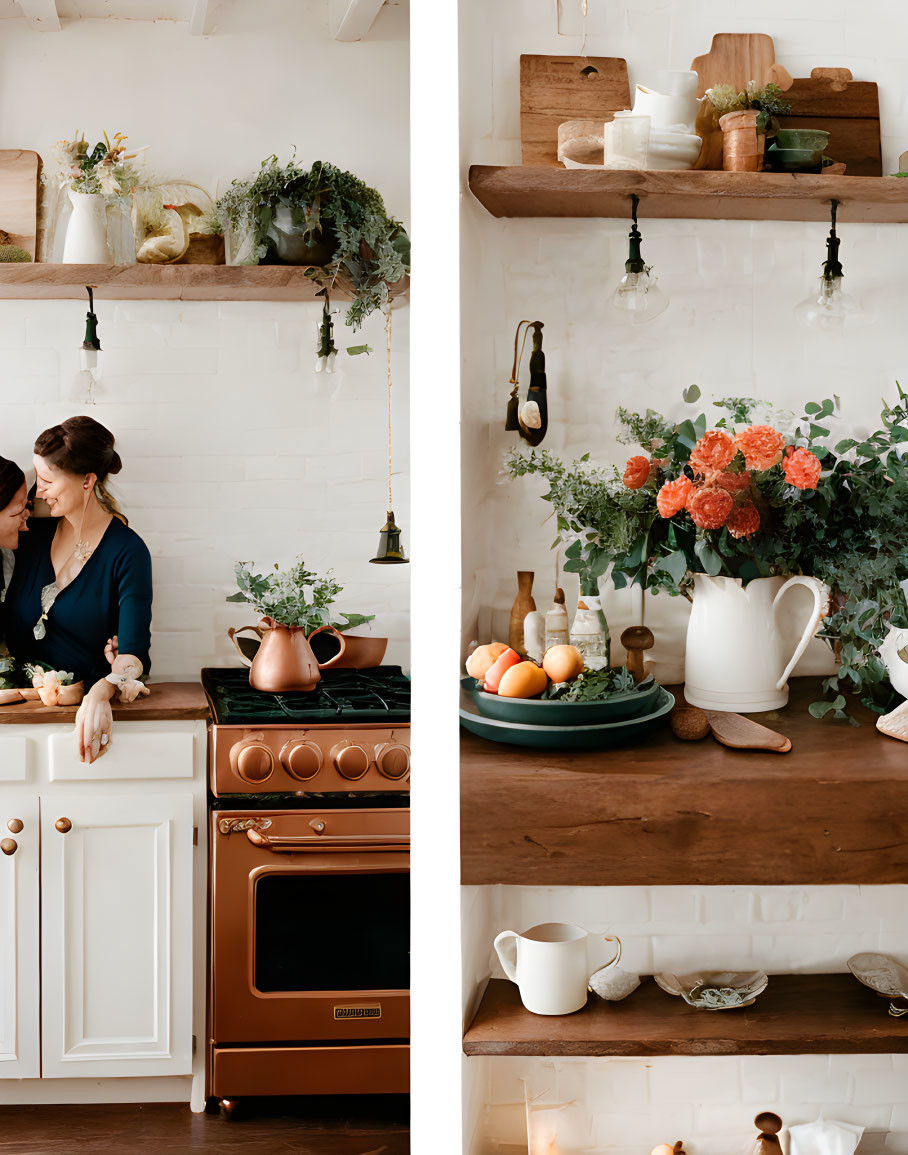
691, 33, 793, 97
778, 68, 882, 176
0, 150, 40, 258
520, 54, 630, 166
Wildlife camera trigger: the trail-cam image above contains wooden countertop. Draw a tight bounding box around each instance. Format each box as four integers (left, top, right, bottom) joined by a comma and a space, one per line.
461, 678, 908, 887
463, 976, 908, 1057
0, 682, 209, 724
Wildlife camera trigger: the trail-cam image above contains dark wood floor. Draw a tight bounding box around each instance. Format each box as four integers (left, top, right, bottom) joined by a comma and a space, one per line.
0, 1097, 409, 1154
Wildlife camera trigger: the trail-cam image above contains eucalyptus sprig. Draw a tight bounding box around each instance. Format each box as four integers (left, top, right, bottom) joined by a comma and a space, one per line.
227, 558, 374, 634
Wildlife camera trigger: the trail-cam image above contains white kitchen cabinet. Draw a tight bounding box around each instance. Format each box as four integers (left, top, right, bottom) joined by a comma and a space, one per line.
40, 793, 194, 1079
0, 795, 39, 1079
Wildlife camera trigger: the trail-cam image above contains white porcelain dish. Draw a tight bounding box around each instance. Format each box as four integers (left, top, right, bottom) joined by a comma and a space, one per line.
654, 970, 768, 1010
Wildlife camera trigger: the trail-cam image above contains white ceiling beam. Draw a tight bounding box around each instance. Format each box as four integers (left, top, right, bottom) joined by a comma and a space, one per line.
331, 0, 385, 42
189, 0, 213, 36
16, 0, 61, 31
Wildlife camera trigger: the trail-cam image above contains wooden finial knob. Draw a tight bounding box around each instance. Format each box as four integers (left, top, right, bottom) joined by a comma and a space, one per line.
621, 625, 655, 683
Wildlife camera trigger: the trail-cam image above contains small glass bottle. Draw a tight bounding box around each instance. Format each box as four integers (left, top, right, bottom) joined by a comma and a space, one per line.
570, 590, 610, 669
544, 587, 570, 651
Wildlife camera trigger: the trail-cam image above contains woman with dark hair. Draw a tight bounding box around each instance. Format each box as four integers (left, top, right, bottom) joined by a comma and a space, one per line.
4, 416, 153, 762
0, 456, 29, 610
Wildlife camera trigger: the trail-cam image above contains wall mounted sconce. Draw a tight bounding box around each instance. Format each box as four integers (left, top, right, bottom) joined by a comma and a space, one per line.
505, 319, 548, 446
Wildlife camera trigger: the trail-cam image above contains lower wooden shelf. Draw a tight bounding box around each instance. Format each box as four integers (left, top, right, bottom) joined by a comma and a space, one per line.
463, 976, 908, 1057
460, 678, 908, 887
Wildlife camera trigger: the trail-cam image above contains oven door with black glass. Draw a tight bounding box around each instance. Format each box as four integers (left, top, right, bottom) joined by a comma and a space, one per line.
211, 808, 410, 1043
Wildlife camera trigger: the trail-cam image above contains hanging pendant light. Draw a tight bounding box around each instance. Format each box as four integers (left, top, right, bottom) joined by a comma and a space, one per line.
80, 285, 102, 373
315, 292, 338, 373
795, 199, 860, 333
610, 194, 669, 324
370, 308, 408, 564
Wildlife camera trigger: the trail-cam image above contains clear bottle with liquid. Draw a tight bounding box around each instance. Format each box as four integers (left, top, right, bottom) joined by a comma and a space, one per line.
570, 591, 610, 669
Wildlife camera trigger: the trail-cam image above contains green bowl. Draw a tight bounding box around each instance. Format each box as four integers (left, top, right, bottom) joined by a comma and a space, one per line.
765, 147, 824, 172
461, 675, 663, 726
459, 686, 675, 750
773, 128, 830, 152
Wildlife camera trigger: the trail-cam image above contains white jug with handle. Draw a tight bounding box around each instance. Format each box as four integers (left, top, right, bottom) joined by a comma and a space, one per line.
684, 575, 830, 712
493, 923, 618, 1015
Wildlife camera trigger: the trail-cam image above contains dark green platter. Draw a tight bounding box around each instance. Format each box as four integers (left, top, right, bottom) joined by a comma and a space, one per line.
459, 686, 675, 750
461, 675, 662, 726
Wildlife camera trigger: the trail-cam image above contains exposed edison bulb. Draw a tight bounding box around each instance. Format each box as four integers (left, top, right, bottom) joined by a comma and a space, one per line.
611, 266, 669, 324
795, 273, 859, 334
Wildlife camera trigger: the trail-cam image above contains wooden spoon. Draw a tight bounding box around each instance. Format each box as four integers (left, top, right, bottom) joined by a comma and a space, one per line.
705, 710, 791, 753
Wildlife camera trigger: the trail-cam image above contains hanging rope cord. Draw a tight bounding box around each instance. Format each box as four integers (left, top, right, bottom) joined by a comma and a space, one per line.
386, 308, 393, 508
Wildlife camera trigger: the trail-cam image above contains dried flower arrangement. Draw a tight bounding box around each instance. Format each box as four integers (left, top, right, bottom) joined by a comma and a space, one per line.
49, 131, 147, 200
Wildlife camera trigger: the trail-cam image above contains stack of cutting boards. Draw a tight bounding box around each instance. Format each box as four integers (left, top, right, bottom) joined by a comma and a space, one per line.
519, 34, 882, 175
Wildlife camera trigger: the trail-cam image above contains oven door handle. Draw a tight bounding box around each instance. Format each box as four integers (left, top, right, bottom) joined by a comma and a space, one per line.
246, 828, 410, 853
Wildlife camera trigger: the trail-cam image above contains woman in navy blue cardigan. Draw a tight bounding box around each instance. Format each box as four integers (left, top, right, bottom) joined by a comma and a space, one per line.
4, 417, 153, 762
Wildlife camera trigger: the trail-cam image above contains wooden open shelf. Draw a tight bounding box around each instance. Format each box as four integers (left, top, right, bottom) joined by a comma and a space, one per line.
0, 264, 409, 302
460, 679, 908, 887
463, 976, 908, 1058
468, 166, 908, 223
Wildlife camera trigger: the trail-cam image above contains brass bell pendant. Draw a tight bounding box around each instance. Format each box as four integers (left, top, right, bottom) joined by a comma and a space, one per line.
370, 510, 408, 565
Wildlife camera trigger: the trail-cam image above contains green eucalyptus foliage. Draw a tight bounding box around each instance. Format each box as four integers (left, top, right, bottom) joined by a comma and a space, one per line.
508, 386, 908, 718
227, 558, 374, 634
217, 156, 410, 329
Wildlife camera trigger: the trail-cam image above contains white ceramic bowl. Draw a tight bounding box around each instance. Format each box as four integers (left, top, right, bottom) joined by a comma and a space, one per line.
646, 131, 702, 170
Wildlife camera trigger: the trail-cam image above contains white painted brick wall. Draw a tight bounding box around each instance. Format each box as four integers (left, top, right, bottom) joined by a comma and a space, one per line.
0, 4, 410, 677
466, 886, 908, 1154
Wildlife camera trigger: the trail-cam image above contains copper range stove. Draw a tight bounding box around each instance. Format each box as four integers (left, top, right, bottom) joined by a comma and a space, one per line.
202, 667, 410, 1116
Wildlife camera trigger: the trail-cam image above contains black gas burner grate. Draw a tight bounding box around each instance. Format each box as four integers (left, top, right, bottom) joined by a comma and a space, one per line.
202, 667, 410, 725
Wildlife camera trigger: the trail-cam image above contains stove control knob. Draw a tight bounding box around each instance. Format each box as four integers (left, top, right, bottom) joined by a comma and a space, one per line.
280, 739, 322, 781
332, 742, 370, 781
376, 743, 410, 780
232, 741, 274, 784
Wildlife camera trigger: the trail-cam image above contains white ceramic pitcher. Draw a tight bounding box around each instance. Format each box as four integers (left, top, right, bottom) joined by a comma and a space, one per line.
684, 575, 829, 712
879, 624, 908, 698
493, 923, 618, 1016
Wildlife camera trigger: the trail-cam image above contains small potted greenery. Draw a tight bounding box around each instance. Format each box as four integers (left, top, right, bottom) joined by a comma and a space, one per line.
227, 558, 384, 678
217, 155, 410, 329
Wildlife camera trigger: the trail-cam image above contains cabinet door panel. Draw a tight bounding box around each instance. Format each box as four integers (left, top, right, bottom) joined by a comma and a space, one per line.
0, 795, 39, 1078
41, 793, 193, 1078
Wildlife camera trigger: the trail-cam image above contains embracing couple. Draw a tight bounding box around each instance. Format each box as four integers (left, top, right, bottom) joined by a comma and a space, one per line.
0, 415, 152, 764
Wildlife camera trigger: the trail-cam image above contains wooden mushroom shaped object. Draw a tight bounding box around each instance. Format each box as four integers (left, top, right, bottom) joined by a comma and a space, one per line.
621, 625, 654, 684
651, 1144, 686, 1155
755, 1112, 783, 1154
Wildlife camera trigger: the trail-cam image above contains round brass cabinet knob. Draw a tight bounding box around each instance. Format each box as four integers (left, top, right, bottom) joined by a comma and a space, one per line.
7, 818, 23, 834
235, 744, 274, 784
332, 743, 370, 781
376, 743, 410, 780
0, 838, 17, 856
55, 817, 72, 834
280, 740, 322, 782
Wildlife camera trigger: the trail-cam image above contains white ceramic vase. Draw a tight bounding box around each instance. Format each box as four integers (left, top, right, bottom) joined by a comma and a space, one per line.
684, 574, 829, 713
62, 190, 112, 264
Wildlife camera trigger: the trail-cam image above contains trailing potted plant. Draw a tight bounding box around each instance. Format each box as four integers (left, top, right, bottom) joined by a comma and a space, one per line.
217, 155, 410, 330
508, 386, 908, 721
226, 558, 382, 688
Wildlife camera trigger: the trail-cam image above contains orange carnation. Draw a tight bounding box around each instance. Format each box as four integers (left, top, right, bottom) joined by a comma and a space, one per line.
714, 469, 752, 493
782, 446, 822, 490
656, 476, 693, 518
689, 430, 735, 475
687, 486, 733, 530
727, 501, 761, 539
623, 455, 652, 490
735, 425, 785, 471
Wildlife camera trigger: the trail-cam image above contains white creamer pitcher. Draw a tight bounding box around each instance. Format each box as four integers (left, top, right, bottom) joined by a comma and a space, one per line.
684, 575, 829, 712
493, 923, 618, 1016
632, 75, 702, 134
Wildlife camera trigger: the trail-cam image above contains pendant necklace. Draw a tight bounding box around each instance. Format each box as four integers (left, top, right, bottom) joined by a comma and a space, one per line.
34, 493, 95, 640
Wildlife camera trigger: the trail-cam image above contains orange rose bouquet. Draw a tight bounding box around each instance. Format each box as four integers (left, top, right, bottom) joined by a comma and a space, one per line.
509, 385, 908, 718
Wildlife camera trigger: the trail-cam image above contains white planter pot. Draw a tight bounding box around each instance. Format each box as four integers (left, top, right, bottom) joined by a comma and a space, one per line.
62, 190, 112, 264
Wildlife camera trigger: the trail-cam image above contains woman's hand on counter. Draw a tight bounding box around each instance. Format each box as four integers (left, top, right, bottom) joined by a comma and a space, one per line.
74, 679, 115, 763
